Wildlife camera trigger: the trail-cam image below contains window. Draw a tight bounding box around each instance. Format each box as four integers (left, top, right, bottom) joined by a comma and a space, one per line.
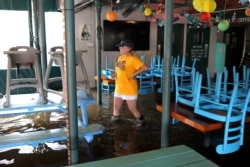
0, 10, 29, 69
0, 10, 63, 69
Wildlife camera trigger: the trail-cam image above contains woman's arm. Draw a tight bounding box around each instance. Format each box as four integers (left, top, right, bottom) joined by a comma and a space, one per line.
130, 64, 149, 79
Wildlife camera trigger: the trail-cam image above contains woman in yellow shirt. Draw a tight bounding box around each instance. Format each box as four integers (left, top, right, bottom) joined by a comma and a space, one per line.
111, 40, 149, 127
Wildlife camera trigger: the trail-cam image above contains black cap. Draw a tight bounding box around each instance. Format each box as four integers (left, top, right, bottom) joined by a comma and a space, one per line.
116, 40, 134, 49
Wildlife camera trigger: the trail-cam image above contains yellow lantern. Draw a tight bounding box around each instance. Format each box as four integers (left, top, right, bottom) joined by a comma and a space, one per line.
106, 10, 117, 22
144, 8, 152, 16
203, 0, 216, 12
193, 0, 216, 12
193, 0, 204, 12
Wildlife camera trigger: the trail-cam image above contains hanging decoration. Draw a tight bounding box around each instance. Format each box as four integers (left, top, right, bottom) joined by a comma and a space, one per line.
217, 0, 229, 32
245, 4, 250, 16
231, 11, 236, 22
218, 20, 229, 31
193, 0, 216, 13
138, 1, 250, 29
203, 0, 217, 12
139, 0, 165, 27
106, 10, 117, 22
106, 0, 117, 22
200, 12, 211, 21
144, 7, 152, 16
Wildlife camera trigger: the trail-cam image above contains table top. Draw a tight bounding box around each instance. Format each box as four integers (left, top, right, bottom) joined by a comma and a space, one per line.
67, 145, 219, 167
3, 51, 41, 54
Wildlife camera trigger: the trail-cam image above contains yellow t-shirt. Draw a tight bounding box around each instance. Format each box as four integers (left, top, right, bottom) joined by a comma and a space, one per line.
114, 53, 144, 95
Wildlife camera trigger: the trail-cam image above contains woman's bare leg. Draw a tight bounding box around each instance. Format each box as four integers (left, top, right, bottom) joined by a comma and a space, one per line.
113, 96, 123, 116
126, 99, 142, 118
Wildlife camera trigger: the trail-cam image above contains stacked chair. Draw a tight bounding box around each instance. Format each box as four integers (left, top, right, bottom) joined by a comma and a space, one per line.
173, 56, 197, 107
194, 72, 250, 154
150, 55, 164, 93
172, 56, 250, 154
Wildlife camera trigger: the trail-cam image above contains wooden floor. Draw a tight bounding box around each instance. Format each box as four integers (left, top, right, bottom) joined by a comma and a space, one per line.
67, 145, 219, 167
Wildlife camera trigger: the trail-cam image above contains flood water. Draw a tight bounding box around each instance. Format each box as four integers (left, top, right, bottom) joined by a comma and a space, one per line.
1, 91, 250, 167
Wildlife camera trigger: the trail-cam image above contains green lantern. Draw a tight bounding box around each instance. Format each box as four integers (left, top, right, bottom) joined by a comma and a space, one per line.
218, 20, 229, 32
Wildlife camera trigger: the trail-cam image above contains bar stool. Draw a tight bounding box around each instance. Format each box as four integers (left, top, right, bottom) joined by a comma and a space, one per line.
44, 46, 92, 103
3, 46, 47, 107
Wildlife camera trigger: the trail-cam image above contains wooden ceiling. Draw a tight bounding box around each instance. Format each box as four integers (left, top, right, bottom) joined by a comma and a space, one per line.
73, 0, 248, 15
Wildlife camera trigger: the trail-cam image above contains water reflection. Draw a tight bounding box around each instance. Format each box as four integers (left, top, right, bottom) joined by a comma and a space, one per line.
113, 121, 138, 156
0, 91, 162, 166
0, 90, 248, 166
0, 111, 68, 166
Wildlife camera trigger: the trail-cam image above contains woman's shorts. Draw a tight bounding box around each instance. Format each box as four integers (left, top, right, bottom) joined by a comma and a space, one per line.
114, 93, 137, 100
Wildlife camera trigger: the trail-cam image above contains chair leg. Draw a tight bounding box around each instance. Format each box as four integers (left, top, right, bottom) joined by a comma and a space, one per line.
3, 58, 12, 107
34, 56, 47, 104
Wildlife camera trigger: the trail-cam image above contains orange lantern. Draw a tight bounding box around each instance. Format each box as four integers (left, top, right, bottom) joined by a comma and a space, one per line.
200, 12, 211, 21
106, 10, 117, 22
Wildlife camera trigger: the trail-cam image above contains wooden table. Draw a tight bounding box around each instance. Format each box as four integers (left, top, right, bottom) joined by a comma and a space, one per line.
67, 145, 219, 167
156, 103, 250, 147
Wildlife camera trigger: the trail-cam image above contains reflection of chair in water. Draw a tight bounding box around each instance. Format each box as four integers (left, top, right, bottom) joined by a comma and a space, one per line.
44, 46, 93, 102
3, 46, 46, 107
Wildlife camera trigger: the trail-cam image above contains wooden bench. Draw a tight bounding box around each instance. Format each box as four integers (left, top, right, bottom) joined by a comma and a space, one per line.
156, 103, 250, 146
67, 145, 219, 167
0, 124, 104, 149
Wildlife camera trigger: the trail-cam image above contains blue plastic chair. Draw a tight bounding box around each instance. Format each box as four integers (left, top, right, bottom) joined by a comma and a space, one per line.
150, 55, 164, 93
194, 73, 250, 154
101, 56, 115, 79
174, 68, 198, 107
137, 69, 155, 95
232, 66, 250, 99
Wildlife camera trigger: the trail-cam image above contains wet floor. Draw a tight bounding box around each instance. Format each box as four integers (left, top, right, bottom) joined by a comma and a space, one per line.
1, 90, 250, 167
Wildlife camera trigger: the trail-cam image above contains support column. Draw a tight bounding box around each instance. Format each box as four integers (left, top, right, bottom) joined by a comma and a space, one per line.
95, 0, 102, 104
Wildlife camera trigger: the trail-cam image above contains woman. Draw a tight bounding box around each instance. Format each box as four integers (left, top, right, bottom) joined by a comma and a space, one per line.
111, 40, 149, 127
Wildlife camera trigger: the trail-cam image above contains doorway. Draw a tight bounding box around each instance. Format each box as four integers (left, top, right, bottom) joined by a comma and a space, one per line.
223, 26, 245, 82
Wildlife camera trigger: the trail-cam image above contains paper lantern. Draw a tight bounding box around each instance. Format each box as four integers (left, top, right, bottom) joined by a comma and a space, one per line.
245, 8, 250, 17
144, 8, 152, 16
193, 0, 204, 12
200, 12, 211, 21
218, 20, 229, 32
193, 0, 216, 12
203, 0, 216, 12
106, 11, 117, 22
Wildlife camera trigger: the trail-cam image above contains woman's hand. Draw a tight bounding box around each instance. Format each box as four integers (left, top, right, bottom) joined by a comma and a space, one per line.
111, 72, 117, 79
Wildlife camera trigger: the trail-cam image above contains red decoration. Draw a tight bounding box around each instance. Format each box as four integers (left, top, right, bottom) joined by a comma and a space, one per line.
200, 12, 211, 21
245, 8, 250, 17
106, 11, 117, 22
